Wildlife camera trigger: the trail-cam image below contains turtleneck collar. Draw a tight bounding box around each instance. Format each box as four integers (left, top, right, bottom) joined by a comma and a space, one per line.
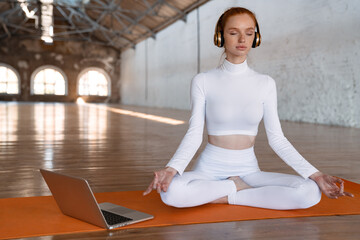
221, 58, 248, 74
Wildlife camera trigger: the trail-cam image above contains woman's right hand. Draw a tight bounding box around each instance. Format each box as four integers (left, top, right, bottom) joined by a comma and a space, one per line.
143, 167, 177, 196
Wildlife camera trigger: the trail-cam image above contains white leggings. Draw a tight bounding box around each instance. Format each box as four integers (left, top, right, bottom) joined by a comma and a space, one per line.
161, 144, 321, 209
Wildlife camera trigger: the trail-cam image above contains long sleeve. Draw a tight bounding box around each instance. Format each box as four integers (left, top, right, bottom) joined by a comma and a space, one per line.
263, 76, 319, 179
166, 74, 206, 175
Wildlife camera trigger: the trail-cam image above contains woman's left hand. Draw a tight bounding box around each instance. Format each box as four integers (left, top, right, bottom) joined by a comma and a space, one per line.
310, 172, 354, 199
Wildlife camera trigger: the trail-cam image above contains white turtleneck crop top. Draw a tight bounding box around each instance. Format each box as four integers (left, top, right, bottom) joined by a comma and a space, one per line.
166, 59, 318, 179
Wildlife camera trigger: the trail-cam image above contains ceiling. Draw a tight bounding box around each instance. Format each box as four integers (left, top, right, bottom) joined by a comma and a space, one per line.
0, 0, 209, 51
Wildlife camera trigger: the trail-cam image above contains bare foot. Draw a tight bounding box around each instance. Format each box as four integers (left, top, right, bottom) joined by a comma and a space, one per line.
211, 177, 252, 204
228, 176, 251, 191
211, 196, 228, 204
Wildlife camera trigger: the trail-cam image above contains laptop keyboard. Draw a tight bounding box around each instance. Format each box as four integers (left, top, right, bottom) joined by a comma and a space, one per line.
101, 210, 133, 225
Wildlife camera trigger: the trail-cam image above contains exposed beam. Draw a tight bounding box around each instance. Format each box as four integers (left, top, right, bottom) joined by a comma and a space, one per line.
1, 22, 11, 38
121, 0, 209, 50
0, 20, 38, 34
115, 11, 156, 39
163, 1, 187, 22
0, 0, 210, 51
68, 7, 135, 48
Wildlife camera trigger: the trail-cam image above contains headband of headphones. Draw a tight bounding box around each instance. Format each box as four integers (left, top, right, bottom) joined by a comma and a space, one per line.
214, 12, 261, 48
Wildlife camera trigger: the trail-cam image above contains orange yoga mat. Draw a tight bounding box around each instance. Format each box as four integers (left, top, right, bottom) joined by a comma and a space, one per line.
1, 180, 359, 240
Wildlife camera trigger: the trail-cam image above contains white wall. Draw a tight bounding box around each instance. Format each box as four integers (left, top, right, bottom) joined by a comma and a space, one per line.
120, 0, 360, 128
120, 11, 198, 109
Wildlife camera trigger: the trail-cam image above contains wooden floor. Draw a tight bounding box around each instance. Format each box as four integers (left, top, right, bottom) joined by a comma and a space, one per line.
1, 102, 359, 240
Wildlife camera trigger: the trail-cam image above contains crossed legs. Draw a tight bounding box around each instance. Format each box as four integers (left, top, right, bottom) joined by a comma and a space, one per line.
160, 171, 321, 210
228, 171, 322, 209
160, 171, 237, 208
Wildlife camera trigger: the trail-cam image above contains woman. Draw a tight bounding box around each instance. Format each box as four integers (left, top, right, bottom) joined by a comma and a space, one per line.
143, 7, 353, 209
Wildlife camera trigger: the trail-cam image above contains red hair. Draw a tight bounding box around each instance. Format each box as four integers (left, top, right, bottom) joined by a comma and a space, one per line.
218, 7, 257, 32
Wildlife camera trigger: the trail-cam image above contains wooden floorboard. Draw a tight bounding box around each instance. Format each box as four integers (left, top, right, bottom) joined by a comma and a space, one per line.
0, 102, 359, 240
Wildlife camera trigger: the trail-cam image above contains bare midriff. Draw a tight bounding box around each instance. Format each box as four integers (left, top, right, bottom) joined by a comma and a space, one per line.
208, 134, 256, 150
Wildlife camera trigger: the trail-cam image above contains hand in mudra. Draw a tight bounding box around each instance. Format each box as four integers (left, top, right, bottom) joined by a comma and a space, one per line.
143, 167, 177, 196
310, 172, 354, 199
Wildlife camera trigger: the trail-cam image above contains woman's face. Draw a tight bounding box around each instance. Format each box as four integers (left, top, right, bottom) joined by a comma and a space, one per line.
223, 13, 256, 63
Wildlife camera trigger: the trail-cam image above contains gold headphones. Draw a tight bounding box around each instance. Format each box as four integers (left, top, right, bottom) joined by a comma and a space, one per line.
214, 13, 261, 48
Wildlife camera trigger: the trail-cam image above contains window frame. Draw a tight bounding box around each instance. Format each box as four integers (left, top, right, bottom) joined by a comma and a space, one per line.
0, 63, 21, 95
77, 67, 111, 97
30, 65, 68, 96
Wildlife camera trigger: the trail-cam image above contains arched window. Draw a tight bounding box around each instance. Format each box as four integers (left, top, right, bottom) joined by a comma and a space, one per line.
31, 66, 67, 95
78, 68, 110, 96
0, 64, 20, 94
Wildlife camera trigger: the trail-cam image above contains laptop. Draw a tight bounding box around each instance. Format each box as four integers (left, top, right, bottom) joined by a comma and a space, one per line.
40, 169, 154, 229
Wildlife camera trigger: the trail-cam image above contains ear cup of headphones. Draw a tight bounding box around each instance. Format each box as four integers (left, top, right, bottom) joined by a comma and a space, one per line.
214, 31, 224, 47
252, 26, 261, 48
214, 13, 225, 48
